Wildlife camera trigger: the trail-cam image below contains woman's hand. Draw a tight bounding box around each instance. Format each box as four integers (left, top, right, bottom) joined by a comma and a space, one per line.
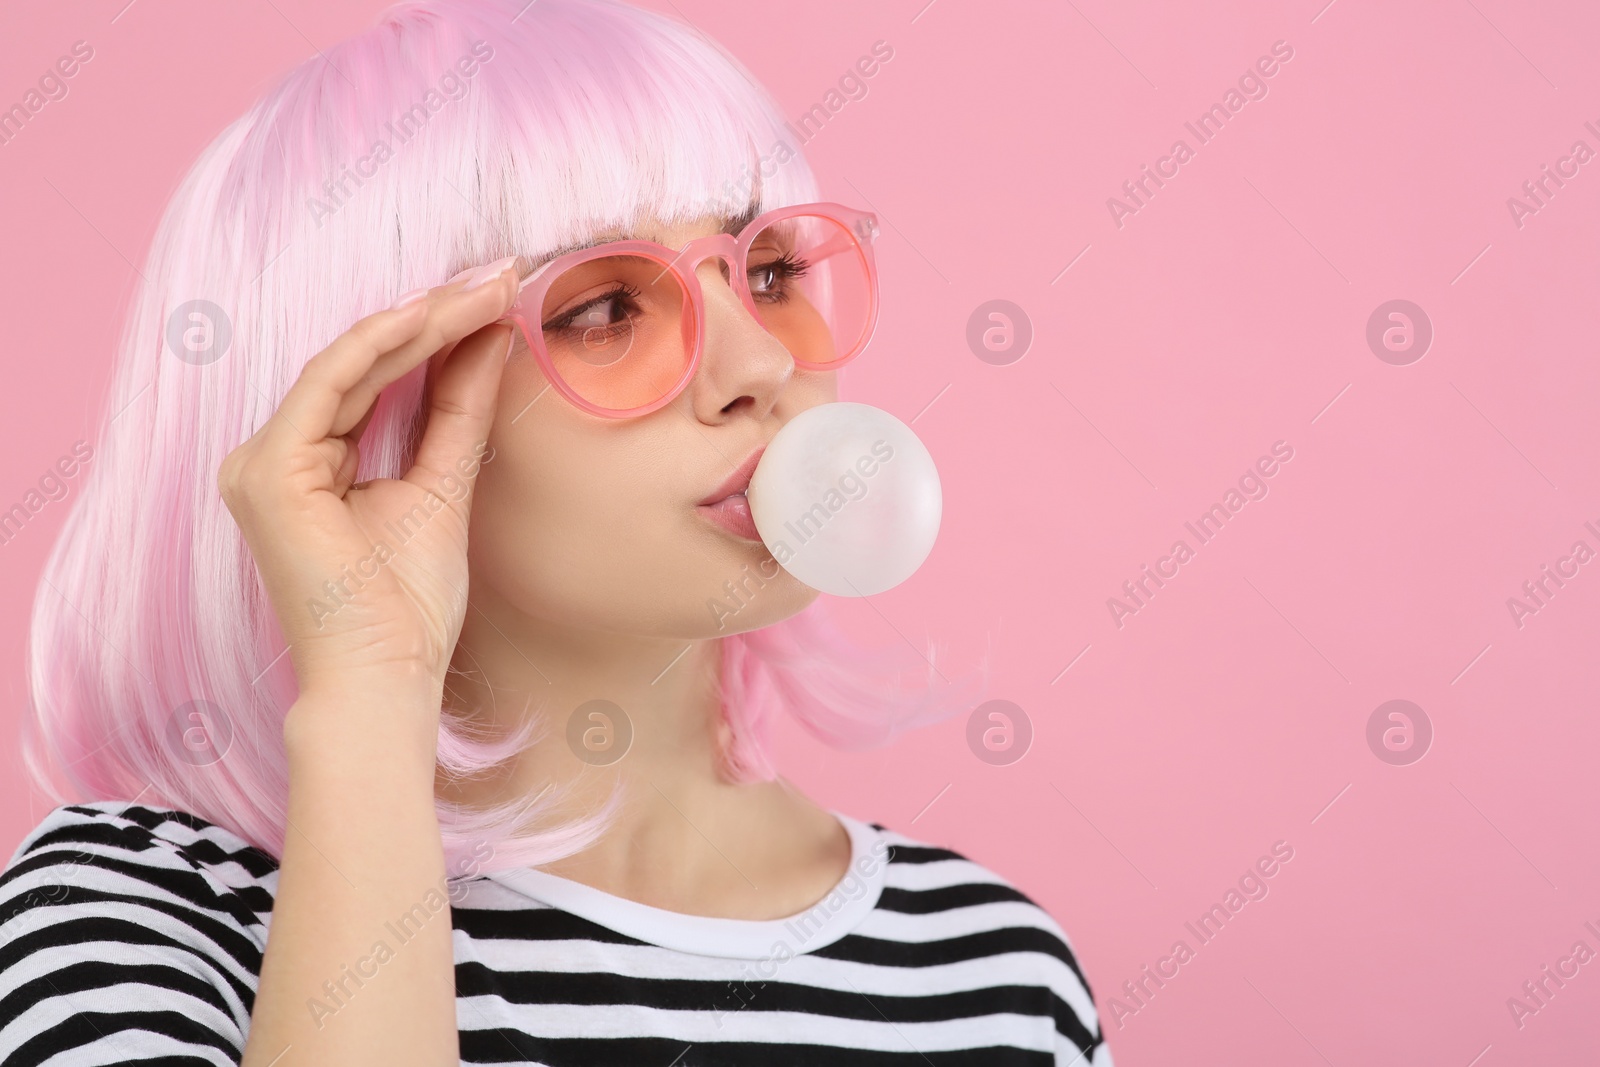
218, 258, 522, 711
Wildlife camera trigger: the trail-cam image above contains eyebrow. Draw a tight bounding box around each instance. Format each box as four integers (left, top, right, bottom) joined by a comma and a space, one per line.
521, 200, 762, 276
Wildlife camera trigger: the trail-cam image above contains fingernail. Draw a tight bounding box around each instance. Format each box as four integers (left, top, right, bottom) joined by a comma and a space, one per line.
390, 287, 429, 310
447, 266, 476, 284
464, 255, 519, 291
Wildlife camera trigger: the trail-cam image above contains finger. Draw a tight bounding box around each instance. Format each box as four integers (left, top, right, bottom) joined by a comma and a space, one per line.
338, 330, 460, 459
326, 329, 473, 495
332, 260, 523, 433
404, 320, 513, 521
327, 398, 383, 496
262, 262, 522, 460
326, 307, 472, 440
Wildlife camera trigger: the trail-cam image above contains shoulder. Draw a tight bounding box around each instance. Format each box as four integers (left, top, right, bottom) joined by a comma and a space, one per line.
862, 818, 1113, 1065
866, 817, 1092, 966
2, 799, 279, 923
6, 798, 270, 863
0, 801, 277, 1060
1, 798, 280, 945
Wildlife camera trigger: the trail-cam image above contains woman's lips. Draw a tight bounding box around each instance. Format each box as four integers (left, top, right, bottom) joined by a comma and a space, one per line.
695, 445, 766, 541
696, 492, 761, 541
697, 446, 766, 506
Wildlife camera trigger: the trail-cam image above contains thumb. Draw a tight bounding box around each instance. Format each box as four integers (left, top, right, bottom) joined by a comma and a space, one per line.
404, 321, 512, 521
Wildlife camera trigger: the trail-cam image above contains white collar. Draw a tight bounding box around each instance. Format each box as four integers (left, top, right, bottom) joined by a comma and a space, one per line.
484, 809, 888, 960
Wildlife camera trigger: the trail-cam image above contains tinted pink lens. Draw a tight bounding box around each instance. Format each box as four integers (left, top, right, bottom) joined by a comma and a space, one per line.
744, 213, 872, 366
536, 254, 690, 412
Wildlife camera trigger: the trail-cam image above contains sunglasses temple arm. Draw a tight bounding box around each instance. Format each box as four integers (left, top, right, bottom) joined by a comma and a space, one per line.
807, 231, 861, 264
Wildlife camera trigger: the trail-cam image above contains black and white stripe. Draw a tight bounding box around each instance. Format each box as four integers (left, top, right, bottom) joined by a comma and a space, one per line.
0, 801, 1111, 1065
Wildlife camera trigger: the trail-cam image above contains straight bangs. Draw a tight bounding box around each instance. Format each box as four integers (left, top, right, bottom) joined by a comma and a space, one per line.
271, 0, 819, 293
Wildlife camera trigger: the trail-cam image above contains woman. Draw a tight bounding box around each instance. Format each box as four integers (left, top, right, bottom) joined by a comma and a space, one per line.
0, 0, 1111, 1062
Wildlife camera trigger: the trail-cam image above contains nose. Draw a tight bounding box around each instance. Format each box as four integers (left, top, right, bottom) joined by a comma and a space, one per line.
686, 254, 795, 423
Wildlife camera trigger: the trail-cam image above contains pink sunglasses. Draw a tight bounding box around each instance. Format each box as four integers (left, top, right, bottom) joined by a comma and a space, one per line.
495, 201, 881, 419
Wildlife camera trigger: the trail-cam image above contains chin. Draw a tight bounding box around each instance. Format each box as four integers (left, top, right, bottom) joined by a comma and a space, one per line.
695, 551, 819, 638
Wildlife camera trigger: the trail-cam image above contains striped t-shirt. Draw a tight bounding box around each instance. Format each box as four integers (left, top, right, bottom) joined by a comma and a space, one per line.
0, 800, 1112, 1065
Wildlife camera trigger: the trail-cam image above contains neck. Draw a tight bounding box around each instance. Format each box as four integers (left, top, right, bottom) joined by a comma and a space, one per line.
433, 575, 846, 918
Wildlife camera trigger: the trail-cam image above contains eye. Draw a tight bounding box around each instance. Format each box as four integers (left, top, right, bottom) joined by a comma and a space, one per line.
542, 284, 640, 333
569, 297, 622, 329
748, 251, 810, 303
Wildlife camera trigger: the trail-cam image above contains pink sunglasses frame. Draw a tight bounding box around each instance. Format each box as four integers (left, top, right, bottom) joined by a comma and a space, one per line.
496, 201, 882, 419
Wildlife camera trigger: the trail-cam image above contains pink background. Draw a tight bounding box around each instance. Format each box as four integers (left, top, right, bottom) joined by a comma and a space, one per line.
4, 1, 1599, 1062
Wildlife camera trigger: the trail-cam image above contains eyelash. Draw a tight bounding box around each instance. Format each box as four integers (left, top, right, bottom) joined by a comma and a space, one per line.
541, 283, 642, 335
751, 251, 810, 303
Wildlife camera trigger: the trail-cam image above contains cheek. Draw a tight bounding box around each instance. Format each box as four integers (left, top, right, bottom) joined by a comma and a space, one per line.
478, 427, 651, 549
788, 368, 839, 409
473, 398, 677, 580
465, 438, 668, 623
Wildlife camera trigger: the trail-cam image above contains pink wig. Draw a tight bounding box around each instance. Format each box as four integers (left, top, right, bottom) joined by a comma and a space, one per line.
20, 0, 989, 878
